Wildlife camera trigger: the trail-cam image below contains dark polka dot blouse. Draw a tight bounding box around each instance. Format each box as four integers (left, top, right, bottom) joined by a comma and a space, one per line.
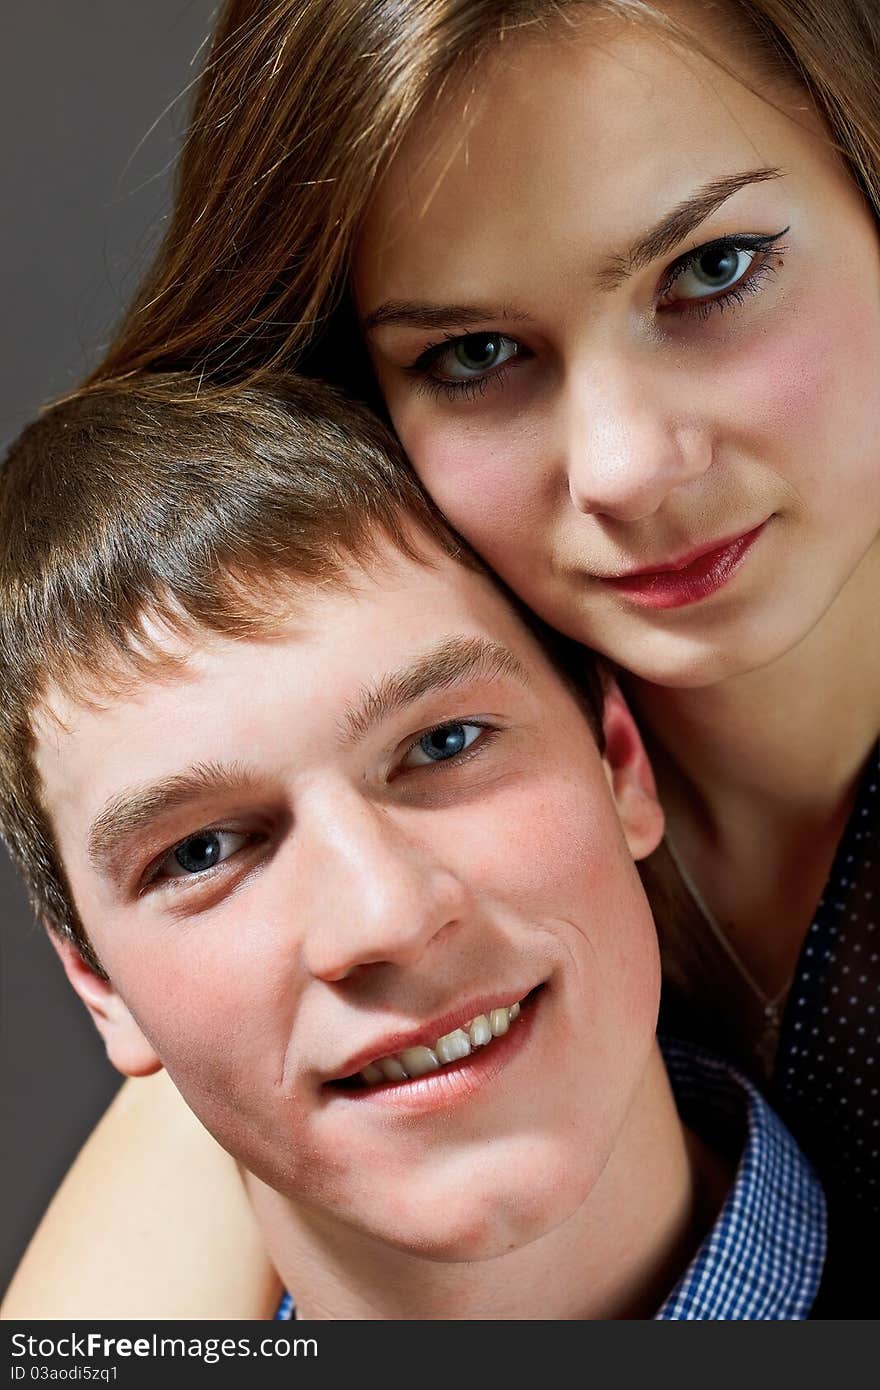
651, 740, 879, 1315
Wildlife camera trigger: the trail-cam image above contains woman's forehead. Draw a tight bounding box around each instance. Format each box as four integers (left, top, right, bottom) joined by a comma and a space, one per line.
354, 6, 814, 303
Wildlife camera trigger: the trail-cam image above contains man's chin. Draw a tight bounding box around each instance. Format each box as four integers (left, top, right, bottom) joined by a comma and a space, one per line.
325, 1150, 598, 1265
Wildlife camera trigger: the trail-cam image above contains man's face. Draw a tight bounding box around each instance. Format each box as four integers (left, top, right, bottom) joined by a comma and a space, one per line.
37, 544, 663, 1260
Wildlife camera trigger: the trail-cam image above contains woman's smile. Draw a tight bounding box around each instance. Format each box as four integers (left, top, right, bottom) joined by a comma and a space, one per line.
595, 521, 770, 609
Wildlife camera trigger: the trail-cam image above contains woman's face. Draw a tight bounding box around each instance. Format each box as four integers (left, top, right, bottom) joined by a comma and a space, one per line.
355, 8, 880, 688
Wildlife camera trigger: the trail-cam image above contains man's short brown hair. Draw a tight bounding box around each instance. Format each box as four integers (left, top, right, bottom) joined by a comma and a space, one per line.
0, 374, 603, 973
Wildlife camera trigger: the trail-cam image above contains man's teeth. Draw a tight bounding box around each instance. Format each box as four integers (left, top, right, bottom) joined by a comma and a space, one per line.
358, 999, 523, 1086
436, 1028, 470, 1064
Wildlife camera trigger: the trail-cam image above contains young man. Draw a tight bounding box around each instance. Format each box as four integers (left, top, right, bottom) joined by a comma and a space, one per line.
0, 376, 825, 1319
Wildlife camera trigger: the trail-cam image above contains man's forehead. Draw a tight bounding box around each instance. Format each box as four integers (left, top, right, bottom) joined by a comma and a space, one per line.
33, 548, 543, 813
33, 600, 217, 734
30, 549, 400, 733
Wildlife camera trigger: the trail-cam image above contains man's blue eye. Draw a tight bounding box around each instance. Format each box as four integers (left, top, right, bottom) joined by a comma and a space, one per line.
404, 722, 483, 767
175, 833, 221, 873
164, 829, 248, 879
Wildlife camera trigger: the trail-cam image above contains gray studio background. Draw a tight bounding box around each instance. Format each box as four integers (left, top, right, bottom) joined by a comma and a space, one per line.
1, 0, 218, 1296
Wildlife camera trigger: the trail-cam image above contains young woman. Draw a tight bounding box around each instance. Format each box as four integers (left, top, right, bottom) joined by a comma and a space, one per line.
3, 0, 878, 1316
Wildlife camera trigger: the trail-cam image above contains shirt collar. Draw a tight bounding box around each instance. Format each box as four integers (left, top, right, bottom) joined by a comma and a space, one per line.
656, 1039, 827, 1320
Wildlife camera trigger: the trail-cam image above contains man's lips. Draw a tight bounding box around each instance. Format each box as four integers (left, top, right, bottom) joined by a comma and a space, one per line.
597, 522, 768, 609
325, 988, 544, 1112
322, 984, 542, 1084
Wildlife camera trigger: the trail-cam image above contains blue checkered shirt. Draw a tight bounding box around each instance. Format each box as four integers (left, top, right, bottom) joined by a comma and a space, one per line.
656, 1040, 826, 1319
276, 1039, 826, 1321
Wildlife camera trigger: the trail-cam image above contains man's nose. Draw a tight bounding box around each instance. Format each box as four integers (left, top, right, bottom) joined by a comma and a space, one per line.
299, 792, 469, 982
564, 356, 711, 522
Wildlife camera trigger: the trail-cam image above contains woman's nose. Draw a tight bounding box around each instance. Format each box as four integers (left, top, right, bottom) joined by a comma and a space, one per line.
564, 360, 711, 522
300, 793, 469, 982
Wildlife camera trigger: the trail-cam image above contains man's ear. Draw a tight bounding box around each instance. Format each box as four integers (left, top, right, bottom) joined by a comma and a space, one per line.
46, 928, 163, 1078
600, 677, 664, 861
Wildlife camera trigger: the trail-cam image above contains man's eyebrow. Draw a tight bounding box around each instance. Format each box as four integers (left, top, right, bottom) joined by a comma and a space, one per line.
598, 166, 785, 289
341, 635, 530, 744
87, 761, 260, 877
361, 301, 536, 335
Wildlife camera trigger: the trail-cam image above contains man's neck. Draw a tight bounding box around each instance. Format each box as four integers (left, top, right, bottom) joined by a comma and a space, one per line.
245, 1045, 729, 1320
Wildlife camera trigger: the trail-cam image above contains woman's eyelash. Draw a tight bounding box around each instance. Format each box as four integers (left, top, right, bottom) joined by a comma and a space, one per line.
668, 265, 775, 322
658, 229, 790, 313
411, 366, 514, 404
404, 331, 519, 402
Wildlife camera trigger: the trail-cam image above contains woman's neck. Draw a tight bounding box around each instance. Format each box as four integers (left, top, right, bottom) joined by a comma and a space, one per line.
622, 539, 880, 993
246, 1046, 726, 1321
624, 539, 880, 832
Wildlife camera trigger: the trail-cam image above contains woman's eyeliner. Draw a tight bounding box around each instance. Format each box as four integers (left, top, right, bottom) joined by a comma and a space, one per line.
406, 227, 790, 398
658, 228, 790, 312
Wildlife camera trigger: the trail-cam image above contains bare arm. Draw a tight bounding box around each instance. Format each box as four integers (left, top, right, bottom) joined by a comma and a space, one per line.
1, 1072, 280, 1320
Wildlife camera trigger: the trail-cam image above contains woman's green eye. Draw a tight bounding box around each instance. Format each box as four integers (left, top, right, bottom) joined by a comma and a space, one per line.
453, 335, 503, 370
669, 245, 756, 300
438, 333, 519, 379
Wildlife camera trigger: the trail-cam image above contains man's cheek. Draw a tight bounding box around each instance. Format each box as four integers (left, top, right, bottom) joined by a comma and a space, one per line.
109, 952, 251, 1078
475, 776, 619, 893
181, 1084, 322, 1202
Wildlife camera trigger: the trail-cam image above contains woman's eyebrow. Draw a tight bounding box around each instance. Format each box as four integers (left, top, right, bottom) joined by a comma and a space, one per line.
362, 167, 785, 333
597, 166, 785, 289
361, 302, 535, 334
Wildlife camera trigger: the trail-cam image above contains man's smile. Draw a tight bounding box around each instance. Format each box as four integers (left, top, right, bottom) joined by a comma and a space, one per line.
323, 985, 545, 1110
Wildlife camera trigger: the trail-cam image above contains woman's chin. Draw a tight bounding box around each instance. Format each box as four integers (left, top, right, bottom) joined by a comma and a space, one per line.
559, 601, 831, 692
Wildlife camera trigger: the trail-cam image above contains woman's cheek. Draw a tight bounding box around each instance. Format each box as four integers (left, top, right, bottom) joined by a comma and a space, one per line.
404, 412, 551, 558
727, 263, 880, 498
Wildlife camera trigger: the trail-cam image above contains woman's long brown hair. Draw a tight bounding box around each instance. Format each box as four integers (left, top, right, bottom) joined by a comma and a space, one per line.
87, 0, 880, 391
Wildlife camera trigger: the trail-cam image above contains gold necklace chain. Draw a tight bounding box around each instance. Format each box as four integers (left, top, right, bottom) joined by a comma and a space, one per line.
663, 833, 796, 1077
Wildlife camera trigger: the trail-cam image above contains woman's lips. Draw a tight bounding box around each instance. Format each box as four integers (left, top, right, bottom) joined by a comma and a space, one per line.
599, 522, 768, 609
